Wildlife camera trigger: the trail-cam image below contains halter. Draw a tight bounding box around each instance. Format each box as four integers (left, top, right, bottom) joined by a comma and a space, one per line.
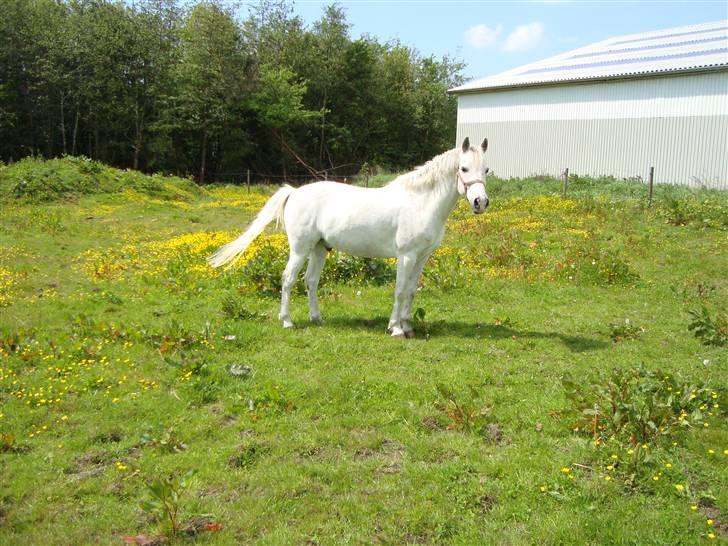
457, 170, 485, 195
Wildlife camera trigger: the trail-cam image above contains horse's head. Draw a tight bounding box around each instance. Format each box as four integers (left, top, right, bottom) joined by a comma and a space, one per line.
457, 137, 489, 214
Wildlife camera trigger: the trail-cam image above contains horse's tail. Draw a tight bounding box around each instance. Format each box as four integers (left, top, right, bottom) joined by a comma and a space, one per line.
207, 185, 295, 269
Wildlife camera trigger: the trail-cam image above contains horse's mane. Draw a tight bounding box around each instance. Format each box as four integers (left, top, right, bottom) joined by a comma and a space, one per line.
387, 148, 459, 192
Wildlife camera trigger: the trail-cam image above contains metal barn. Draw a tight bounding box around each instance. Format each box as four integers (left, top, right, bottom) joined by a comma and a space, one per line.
450, 20, 728, 189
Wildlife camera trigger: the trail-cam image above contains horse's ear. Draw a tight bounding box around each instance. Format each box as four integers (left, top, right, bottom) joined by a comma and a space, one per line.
461, 137, 470, 153
481, 138, 488, 152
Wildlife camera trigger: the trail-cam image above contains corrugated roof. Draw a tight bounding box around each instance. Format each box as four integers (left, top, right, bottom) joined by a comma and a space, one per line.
450, 20, 728, 94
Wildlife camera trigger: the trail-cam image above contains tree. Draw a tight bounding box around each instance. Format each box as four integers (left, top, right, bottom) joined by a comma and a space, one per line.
0, 0, 464, 179
172, 2, 248, 182
249, 65, 320, 178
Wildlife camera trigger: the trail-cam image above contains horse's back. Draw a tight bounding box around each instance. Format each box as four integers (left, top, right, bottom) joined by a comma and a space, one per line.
284, 181, 402, 257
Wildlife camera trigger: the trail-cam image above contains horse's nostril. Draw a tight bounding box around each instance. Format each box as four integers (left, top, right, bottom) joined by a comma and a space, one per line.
474, 197, 480, 208
484, 198, 490, 209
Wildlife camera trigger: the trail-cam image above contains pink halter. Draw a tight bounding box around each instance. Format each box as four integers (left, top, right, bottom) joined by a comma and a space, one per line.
457, 170, 485, 193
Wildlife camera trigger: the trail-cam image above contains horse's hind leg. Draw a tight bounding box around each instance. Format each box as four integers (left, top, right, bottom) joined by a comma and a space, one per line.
279, 249, 309, 329
305, 242, 328, 324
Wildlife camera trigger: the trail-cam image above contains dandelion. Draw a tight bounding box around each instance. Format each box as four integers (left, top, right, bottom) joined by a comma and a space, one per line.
708, 449, 715, 455
540, 486, 546, 492
561, 467, 571, 474
691, 505, 698, 511
707, 519, 714, 526
675, 484, 684, 492
606, 465, 614, 471
708, 532, 715, 539
653, 476, 659, 481
604, 476, 612, 481
665, 463, 672, 469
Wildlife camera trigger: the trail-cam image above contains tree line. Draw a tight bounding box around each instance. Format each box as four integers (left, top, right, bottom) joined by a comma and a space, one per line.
0, 0, 464, 183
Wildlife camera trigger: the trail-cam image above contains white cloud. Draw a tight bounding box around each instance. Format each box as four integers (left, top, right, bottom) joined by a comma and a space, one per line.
464, 23, 503, 49
502, 22, 544, 52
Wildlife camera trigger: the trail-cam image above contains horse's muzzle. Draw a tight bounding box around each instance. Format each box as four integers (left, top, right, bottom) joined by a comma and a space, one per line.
473, 197, 489, 214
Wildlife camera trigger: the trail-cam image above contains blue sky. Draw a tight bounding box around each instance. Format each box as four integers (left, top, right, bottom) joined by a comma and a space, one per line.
277, 0, 727, 82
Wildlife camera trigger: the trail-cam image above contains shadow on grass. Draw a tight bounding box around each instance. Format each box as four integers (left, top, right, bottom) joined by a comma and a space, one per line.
320, 316, 608, 352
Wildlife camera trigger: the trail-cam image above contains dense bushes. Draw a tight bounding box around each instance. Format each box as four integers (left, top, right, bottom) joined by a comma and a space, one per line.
0, 156, 203, 202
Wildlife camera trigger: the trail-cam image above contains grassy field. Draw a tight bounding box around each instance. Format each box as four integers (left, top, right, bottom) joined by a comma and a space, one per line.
1, 157, 727, 545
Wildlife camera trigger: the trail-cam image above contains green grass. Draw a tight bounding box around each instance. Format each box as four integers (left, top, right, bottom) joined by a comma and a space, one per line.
0, 159, 726, 544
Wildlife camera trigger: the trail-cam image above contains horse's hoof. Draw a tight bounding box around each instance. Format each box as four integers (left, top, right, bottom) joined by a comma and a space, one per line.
390, 327, 406, 338
282, 321, 295, 329
404, 329, 416, 339
310, 316, 323, 325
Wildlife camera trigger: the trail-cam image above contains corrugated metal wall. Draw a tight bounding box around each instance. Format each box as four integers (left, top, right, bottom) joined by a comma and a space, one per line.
456, 71, 728, 188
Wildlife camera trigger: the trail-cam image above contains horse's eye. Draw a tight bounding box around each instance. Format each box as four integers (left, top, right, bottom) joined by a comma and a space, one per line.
461, 167, 469, 173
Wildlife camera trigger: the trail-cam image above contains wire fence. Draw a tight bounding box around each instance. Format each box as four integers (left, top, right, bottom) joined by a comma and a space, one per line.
206, 169, 368, 187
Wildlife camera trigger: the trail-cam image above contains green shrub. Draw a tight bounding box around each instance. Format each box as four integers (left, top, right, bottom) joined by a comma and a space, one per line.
608, 319, 644, 342
557, 243, 639, 286
660, 197, 728, 230
562, 366, 720, 447
687, 307, 727, 347
434, 383, 493, 436
322, 253, 395, 286
0, 156, 204, 203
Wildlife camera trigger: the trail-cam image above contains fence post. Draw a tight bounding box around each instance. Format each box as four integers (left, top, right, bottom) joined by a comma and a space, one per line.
324, 171, 328, 181
562, 168, 569, 197
247, 169, 250, 193
648, 166, 654, 207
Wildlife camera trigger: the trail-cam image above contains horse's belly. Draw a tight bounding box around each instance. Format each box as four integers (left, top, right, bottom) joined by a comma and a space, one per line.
323, 227, 396, 258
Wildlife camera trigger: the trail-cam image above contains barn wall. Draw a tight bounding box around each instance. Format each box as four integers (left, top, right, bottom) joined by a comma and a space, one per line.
455, 71, 728, 188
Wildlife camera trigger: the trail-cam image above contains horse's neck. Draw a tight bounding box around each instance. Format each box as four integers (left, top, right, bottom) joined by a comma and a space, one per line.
389, 147, 461, 222
426, 179, 458, 226
419, 149, 460, 222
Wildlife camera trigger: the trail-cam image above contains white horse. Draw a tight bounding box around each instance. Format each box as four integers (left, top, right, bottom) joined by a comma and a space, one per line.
208, 137, 489, 337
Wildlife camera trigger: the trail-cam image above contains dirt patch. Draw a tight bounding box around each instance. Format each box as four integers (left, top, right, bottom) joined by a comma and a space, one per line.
377, 440, 404, 475
478, 494, 497, 515
420, 415, 445, 432
355, 447, 377, 459
701, 506, 727, 537
221, 414, 238, 426
228, 443, 269, 469
65, 451, 107, 478
295, 446, 322, 462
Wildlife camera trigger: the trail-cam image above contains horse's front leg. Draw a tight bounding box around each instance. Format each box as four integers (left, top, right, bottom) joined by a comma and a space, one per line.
389, 253, 417, 337
400, 254, 431, 337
